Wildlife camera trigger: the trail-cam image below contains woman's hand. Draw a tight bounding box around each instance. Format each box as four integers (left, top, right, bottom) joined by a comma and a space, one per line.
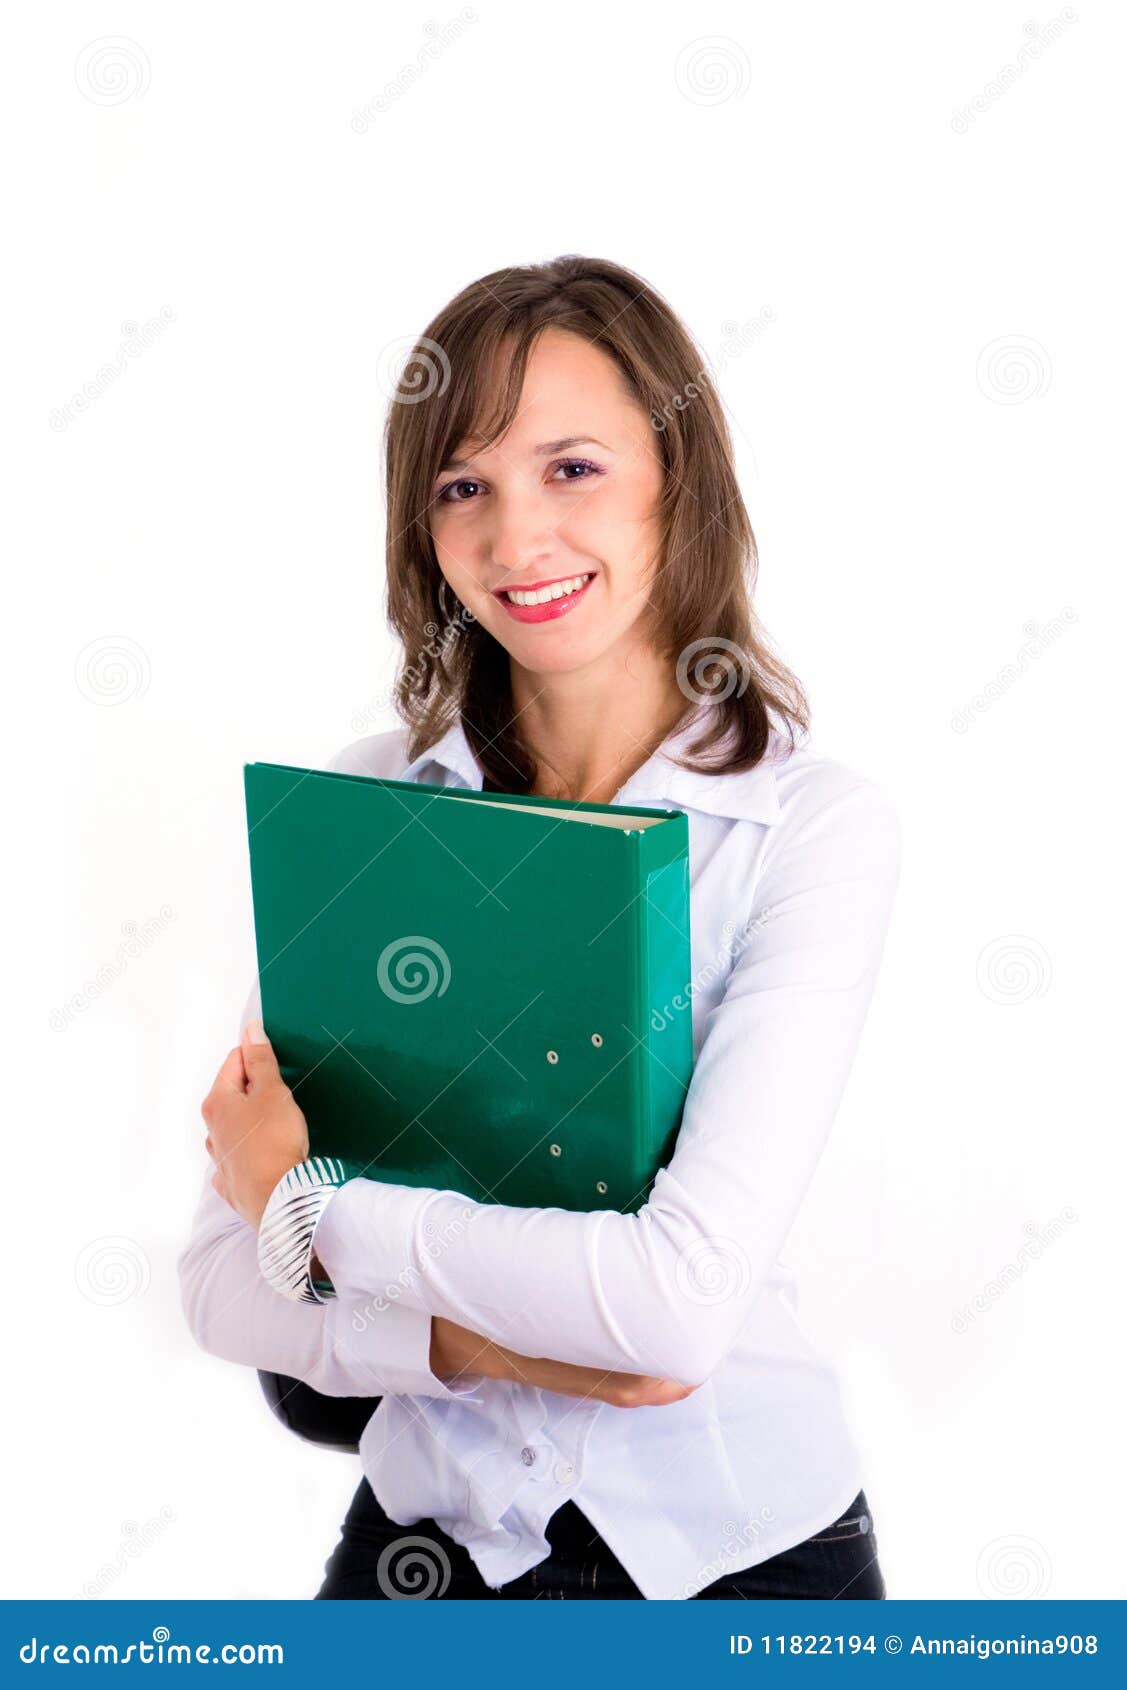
429, 1316, 700, 1409
202, 1022, 309, 1230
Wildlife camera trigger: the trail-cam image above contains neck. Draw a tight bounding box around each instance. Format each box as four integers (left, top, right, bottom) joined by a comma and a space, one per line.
509, 646, 691, 806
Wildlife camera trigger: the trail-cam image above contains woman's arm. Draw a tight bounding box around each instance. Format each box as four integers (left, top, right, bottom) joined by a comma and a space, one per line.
177, 1166, 482, 1400
181, 1161, 695, 1407
310, 775, 902, 1385
428, 1318, 699, 1408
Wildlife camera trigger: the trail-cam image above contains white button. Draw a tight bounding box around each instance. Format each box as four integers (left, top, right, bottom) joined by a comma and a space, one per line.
520, 1446, 536, 1466
554, 1460, 576, 1483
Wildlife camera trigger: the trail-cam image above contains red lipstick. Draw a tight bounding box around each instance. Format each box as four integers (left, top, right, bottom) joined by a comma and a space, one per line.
493, 571, 596, 625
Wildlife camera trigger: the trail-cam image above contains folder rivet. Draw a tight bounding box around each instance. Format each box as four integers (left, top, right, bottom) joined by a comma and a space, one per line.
596, 1180, 608, 1194
550, 1143, 562, 1157
591, 1033, 603, 1047
546, 1049, 559, 1064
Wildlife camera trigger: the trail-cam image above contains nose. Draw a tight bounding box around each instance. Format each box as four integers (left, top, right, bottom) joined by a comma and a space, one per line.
486, 488, 558, 583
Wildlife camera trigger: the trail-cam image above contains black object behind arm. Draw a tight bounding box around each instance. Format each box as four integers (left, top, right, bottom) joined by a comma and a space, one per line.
257, 1370, 381, 1452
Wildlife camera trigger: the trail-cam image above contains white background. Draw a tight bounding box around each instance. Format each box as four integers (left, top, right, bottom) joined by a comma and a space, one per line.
3, 0, 1123, 1602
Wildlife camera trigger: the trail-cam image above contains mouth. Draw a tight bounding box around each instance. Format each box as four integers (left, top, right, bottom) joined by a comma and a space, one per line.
492, 571, 596, 624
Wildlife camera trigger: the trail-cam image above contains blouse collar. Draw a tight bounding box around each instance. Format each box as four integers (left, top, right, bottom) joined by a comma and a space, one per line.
397, 703, 786, 826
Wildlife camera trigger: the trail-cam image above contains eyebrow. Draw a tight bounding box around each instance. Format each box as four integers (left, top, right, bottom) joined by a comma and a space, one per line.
439, 436, 610, 474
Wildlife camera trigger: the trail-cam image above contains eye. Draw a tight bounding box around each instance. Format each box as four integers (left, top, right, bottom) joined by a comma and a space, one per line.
435, 478, 483, 505
434, 457, 604, 506
552, 457, 603, 483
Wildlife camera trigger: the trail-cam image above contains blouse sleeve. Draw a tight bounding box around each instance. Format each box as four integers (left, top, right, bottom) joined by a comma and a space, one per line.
176, 1169, 483, 1400
310, 776, 902, 1385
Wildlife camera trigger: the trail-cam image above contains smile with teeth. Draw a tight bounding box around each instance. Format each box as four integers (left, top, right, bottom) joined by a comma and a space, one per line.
503, 573, 593, 606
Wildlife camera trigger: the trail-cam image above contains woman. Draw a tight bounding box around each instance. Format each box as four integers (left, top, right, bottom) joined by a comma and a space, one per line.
180, 255, 901, 1600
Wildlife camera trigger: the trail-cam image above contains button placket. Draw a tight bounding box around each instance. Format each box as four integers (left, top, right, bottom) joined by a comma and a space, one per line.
507, 1381, 549, 1481
548, 1393, 600, 1487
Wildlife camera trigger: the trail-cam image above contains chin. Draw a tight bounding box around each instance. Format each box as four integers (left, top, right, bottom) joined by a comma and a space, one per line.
494, 611, 649, 678
512, 648, 602, 678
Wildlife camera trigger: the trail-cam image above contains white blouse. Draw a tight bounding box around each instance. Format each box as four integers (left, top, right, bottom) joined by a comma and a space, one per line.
179, 707, 901, 1599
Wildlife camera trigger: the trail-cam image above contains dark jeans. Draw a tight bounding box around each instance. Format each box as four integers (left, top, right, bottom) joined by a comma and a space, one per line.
316, 1479, 886, 1600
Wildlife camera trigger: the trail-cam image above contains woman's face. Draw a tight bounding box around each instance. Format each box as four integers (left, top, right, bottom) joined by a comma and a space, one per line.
428, 328, 666, 678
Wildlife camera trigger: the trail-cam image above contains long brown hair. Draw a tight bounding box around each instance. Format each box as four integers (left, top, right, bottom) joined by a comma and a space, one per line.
383, 254, 809, 792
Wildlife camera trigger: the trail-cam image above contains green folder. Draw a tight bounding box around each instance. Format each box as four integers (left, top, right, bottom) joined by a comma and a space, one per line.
244, 761, 694, 1214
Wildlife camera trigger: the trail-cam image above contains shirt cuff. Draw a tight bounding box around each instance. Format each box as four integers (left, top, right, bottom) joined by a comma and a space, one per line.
311, 1175, 452, 1307
258, 1157, 355, 1304
313, 1179, 486, 1400
322, 1298, 486, 1402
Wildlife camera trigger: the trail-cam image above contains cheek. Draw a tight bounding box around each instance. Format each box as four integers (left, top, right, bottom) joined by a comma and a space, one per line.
562, 484, 659, 578
432, 522, 484, 584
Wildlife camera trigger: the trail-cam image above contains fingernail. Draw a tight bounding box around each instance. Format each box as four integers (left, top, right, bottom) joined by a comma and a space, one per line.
245, 1019, 269, 1044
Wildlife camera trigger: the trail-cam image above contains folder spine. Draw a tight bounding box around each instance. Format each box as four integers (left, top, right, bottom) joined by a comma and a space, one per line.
634, 819, 694, 1201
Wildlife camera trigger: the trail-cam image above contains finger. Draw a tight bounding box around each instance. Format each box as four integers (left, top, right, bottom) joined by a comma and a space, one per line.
241, 1019, 282, 1093
205, 1135, 214, 1159
213, 1044, 248, 1099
